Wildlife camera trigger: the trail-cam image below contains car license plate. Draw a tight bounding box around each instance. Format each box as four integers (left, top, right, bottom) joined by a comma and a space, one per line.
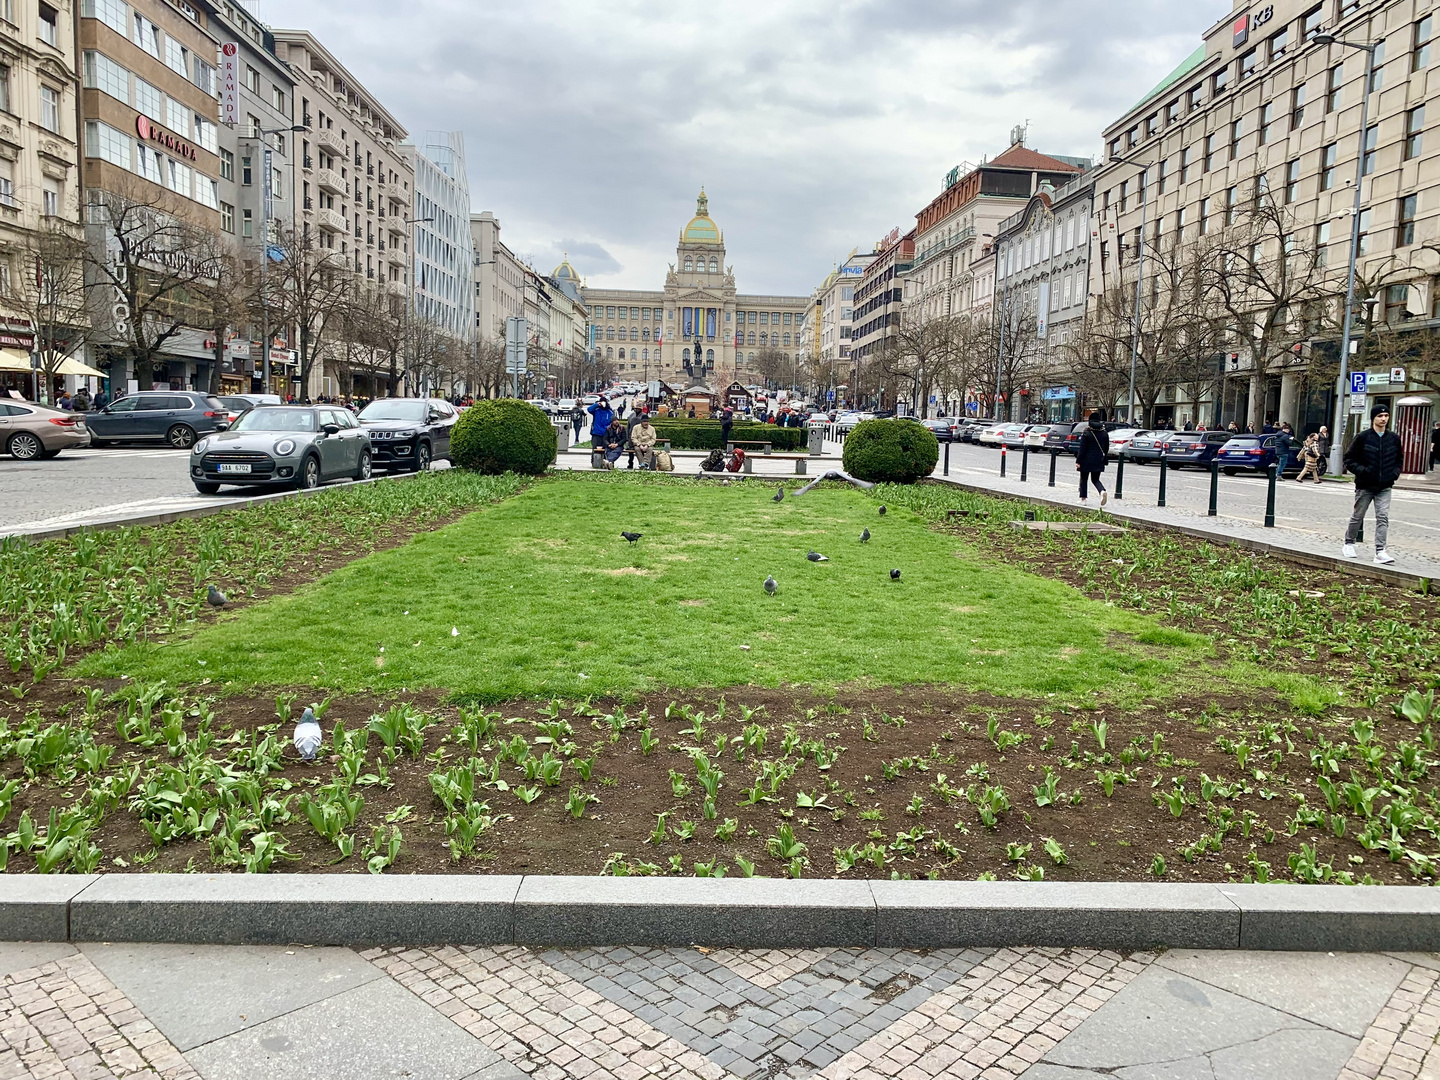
217, 463, 251, 474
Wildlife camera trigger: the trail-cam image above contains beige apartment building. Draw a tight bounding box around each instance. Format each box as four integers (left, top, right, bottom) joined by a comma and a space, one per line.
469, 210, 524, 343
0, 0, 81, 400
1095, 0, 1440, 435
272, 28, 412, 395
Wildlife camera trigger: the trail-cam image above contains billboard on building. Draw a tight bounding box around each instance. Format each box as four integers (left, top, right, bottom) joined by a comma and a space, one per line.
220, 43, 240, 126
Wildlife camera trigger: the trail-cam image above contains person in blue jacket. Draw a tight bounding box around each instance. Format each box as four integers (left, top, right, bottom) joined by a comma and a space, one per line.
587, 397, 614, 443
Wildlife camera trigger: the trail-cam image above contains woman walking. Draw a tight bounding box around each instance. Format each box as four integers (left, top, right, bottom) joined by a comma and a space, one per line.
1077, 409, 1111, 506
1296, 433, 1323, 484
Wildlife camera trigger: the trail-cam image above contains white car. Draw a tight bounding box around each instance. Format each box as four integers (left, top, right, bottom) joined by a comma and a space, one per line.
1106, 428, 1150, 458
977, 423, 1009, 446
1023, 424, 1052, 448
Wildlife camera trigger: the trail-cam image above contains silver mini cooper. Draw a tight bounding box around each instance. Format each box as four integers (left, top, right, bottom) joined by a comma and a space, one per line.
190, 405, 372, 493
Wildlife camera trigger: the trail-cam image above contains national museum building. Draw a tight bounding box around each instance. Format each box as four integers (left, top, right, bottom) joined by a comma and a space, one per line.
581, 191, 810, 386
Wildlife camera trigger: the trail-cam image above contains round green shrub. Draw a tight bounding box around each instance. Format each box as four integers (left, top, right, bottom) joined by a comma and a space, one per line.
451, 398, 555, 475
842, 418, 938, 484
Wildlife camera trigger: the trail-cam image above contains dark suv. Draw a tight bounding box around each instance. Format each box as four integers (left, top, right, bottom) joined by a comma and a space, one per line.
357, 397, 457, 472
86, 391, 229, 449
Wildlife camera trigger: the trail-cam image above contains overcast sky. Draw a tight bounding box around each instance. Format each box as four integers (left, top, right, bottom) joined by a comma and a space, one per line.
261, 0, 1231, 296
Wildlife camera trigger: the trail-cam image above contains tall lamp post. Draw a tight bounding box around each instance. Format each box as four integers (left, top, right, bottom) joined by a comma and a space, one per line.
402, 214, 435, 398
1314, 30, 1381, 475
247, 124, 306, 396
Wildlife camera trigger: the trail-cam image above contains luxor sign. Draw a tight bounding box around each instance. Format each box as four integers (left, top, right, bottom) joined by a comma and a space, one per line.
135, 115, 197, 161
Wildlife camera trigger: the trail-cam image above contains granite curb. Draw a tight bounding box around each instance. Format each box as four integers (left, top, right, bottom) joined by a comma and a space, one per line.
4, 877, 1438, 951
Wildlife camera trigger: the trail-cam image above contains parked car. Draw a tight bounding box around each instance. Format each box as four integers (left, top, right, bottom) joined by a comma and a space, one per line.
960, 419, 998, 443
1042, 422, 1078, 454
357, 397, 457, 472
191, 405, 371, 493
920, 418, 957, 441
1122, 430, 1168, 463
1106, 428, 1149, 458
1214, 434, 1304, 476
1023, 424, 1053, 449
0, 400, 91, 459
977, 422, 1011, 446
998, 423, 1035, 449
216, 394, 279, 425
86, 391, 230, 449
1157, 430, 1233, 468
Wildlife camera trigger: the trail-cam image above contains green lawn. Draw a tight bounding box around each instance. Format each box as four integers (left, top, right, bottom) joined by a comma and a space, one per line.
82, 474, 1206, 700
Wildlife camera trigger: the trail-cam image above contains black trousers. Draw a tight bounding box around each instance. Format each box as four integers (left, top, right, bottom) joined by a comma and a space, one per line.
1080, 470, 1106, 499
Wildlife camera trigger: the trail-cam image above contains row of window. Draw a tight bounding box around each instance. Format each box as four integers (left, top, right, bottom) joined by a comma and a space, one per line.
82, 0, 216, 96
1111, 9, 1432, 158
594, 305, 803, 326
83, 51, 218, 153
0, 62, 61, 134
683, 256, 719, 272
1000, 209, 1092, 278
85, 120, 219, 209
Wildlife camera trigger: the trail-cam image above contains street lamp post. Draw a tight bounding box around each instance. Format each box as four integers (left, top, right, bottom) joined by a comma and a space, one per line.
247, 124, 306, 397
1314, 31, 1381, 475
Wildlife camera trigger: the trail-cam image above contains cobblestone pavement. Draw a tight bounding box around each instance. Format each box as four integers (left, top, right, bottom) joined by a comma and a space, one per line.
2, 941, 1437, 1079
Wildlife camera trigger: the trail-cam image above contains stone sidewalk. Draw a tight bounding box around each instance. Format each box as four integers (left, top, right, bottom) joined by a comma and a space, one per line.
2, 940, 1436, 1080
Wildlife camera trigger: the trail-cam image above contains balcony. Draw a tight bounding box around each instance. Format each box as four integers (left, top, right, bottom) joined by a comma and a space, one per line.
367, 200, 374, 211
314, 127, 344, 157
316, 207, 345, 233
387, 250, 405, 267
367, 164, 374, 177
316, 167, 344, 195
378, 239, 386, 252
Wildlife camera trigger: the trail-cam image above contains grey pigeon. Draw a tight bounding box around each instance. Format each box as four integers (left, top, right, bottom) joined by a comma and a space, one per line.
206, 584, 227, 608
860, 528, 870, 543
773, 486, 784, 503
621, 531, 642, 544
806, 551, 828, 562
878, 505, 887, 516
890, 568, 901, 580
293, 707, 322, 761
764, 575, 778, 596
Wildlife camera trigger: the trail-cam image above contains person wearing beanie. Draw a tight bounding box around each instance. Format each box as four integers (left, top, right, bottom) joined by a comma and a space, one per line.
1075, 408, 1111, 506
1342, 404, 1403, 564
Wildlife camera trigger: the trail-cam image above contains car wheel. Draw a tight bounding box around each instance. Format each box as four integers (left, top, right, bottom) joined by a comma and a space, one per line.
413, 442, 432, 472
355, 449, 372, 482
166, 424, 196, 449
299, 455, 321, 490
1169, 462, 1182, 470
7, 432, 42, 460
1224, 467, 1238, 476
193, 482, 221, 495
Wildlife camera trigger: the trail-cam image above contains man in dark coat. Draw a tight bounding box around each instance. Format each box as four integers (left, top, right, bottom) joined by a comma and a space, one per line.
1430, 421, 1440, 470
1343, 404, 1403, 564
720, 406, 734, 449
1076, 409, 1111, 506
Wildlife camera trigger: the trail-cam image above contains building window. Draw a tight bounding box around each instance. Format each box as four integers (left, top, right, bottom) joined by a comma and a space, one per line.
0, 64, 11, 115
241, 209, 252, 238
220, 201, 233, 232
1269, 28, 1288, 60
272, 86, 284, 111
1213, 66, 1230, 94
1145, 113, 1158, 138
133, 14, 160, 58
1291, 84, 1306, 129
1316, 221, 1330, 265
1225, 186, 1238, 226
83, 0, 128, 37
1239, 48, 1258, 80
244, 65, 259, 93
219, 148, 233, 181
1188, 84, 1203, 110
1180, 145, 1193, 182
1302, 5, 1323, 43
1166, 99, 1180, 125
1357, 208, 1372, 255
82, 51, 127, 102
192, 58, 214, 95
1200, 196, 1211, 234
135, 78, 161, 118
241, 155, 252, 185
37, 3, 57, 46
41, 185, 57, 217
1416, 15, 1434, 71
1203, 134, 1217, 172
1230, 117, 1244, 157
1259, 101, 1274, 144
1126, 125, 1139, 149
1284, 159, 1300, 203
165, 37, 189, 79
39, 85, 58, 132
1363, 123, 1379, 175
1321, 142, 1338, 189
84, 120, 132, 169
1327, 64, 1343, 111
1398, 194, 1418, 246
1406, 105, 1425, 159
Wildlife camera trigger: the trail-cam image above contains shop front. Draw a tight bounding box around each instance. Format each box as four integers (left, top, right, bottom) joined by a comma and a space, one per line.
1042, 385, 1077, 422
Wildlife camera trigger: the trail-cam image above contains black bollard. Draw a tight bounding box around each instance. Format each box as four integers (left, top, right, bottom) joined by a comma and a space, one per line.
1208, 459, 1219, 517
944, 440, 950, 476
1048, 448, 1057, 488
1020, 446, 1029, 482
1265, 462, 1277, 527
1114, 453, 1125, 500
1158, 453, 1168, 508
1000, 446, 1007, 478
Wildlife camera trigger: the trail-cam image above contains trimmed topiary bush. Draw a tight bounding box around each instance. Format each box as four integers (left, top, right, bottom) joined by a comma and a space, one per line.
451, 398, 555, 475
842, 418, 939, 484
650, 420, 806, 451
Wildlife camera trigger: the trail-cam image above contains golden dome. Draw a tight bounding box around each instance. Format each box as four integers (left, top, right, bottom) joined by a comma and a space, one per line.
682, 189, 721, 245
552, 254, 579, 281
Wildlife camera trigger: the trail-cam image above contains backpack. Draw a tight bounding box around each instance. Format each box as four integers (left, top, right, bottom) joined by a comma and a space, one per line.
702, 448, 725, 472
655, 450, 674, 472
726, 448, 745, 473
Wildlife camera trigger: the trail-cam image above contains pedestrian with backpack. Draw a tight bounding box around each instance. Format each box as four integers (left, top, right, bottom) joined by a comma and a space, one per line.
1076, 409, 1111, 506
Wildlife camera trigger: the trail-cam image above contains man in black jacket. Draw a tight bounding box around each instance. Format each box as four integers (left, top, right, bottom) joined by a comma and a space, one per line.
1343, 404, 1403, 564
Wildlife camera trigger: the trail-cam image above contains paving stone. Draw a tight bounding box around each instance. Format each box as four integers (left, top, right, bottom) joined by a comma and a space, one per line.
0, 943, 76, 979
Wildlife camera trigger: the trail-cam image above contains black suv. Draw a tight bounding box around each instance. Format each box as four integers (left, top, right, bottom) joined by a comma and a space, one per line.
86, 391, 230, 449
357, 397, 457, 471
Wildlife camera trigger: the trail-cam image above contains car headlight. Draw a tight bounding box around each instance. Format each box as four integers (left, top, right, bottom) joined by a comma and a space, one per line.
193, 437, 210, 454
274, 439, 296, 457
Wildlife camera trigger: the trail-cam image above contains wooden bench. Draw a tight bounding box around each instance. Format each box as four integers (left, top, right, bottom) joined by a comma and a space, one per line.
727, 440, 773, 455
741, 452, 810, 475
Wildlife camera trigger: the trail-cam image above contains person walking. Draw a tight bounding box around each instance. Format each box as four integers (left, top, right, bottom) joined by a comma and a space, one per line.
1343, 404, 1403, 564
1296, 433, 1323, 484
1430, 421, 1440, 471
1317, 425, 1331, 466
631, 413, 658, 469
1076, 409, 1111, 506
570, 405, 584, 443
720, 405, 734, 450
1274, 422, 1295, 479
72, 387, 90, 412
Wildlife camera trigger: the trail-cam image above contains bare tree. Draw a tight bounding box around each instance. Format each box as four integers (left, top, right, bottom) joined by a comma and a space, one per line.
753, 347, 789, 388
874, 313, 970, 418
12, 221, 91, 402
192, 242, 249, 395
259, 229, 354, 398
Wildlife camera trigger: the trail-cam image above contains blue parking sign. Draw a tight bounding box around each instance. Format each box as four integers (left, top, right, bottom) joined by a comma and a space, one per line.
1350, 372, 1368, 395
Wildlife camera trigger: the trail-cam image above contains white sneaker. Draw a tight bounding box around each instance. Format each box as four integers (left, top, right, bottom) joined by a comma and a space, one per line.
1375, 550, 1396, 565
1342, 544, 1357, 559
1101, 491, 1109, 506
1079, 497, 1088, 504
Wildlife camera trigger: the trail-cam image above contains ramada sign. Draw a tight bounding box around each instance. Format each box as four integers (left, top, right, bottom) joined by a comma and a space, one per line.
135, 115, 197, 162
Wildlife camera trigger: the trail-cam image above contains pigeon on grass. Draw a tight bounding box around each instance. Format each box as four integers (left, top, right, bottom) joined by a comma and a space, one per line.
206, 584, 227, 608
860, 528, 870, 543
806, 551, 829, 562
890, 569, 902, 580
773, 487, 785, 503
764, 576, 778, 596
621, 531, 643, 544
293, 707, 323, 761
878, 505, 887, 516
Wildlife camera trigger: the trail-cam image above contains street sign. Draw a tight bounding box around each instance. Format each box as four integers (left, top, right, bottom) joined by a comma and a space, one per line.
1350, 396, 1368, 414
1350, 371, 1368, 395
505, 316, 528, 375
1392, 367, 1407, 385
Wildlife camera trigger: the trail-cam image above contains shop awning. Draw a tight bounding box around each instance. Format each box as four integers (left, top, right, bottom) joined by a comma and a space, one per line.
55, 357, 107, 378
0, 348, 31, 372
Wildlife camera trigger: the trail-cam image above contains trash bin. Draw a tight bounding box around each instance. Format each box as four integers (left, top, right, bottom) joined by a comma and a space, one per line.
808, 424, 825, 457
554, 423, 570, 454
